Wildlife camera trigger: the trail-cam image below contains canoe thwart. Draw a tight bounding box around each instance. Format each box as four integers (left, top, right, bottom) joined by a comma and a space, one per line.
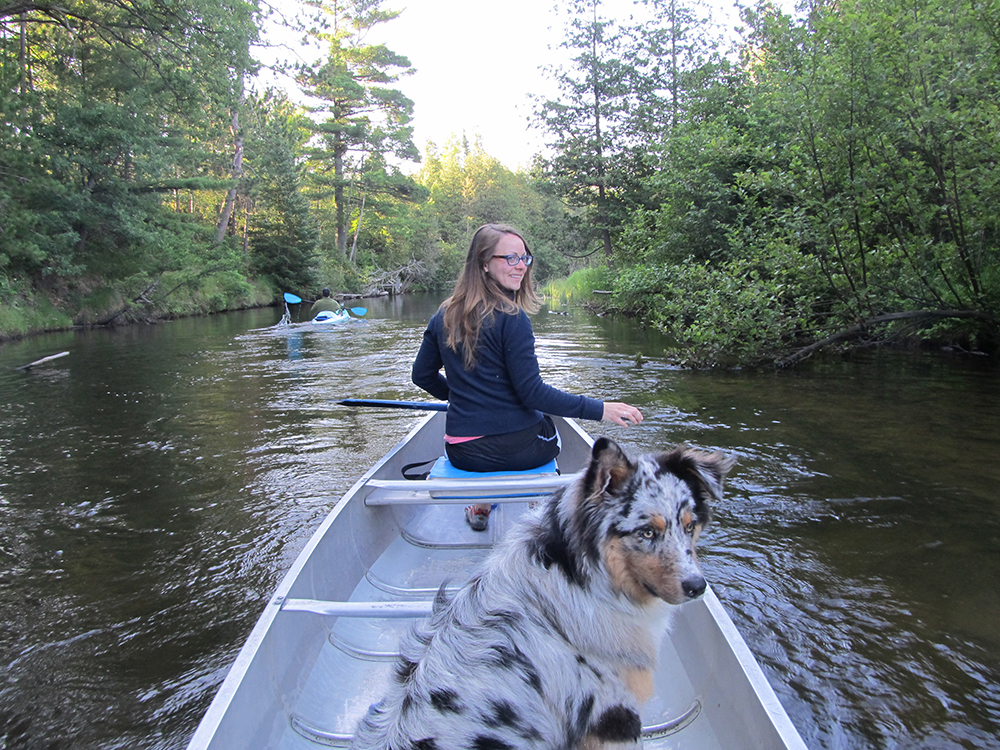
366, 491, 556, 506
364, 475, 573, 506
280, 598, 434, 618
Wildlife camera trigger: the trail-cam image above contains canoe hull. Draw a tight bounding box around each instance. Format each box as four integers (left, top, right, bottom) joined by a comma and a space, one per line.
187, 413, 806, 749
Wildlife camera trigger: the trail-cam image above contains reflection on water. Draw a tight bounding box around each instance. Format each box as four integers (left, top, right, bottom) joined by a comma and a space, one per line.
0, 296, 997, 749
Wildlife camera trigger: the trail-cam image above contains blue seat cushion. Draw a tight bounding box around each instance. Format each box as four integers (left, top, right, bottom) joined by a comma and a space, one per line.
428, 455, 558, 479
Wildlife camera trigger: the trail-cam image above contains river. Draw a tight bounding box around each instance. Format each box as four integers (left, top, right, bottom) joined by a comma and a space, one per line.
0, 294, 997, 749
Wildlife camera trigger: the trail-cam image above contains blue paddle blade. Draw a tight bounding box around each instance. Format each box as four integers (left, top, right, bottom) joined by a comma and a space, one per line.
349, 307, 367, 316
283, 292, 302, 304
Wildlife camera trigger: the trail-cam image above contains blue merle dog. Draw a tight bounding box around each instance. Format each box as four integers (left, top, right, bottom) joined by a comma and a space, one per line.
350, 437, 734, 749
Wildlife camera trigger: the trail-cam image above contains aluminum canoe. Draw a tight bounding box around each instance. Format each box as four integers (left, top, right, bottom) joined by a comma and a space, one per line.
186, 412, 807, 750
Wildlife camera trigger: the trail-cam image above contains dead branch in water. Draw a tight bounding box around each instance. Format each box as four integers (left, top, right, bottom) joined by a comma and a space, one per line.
777, 310, 997, 368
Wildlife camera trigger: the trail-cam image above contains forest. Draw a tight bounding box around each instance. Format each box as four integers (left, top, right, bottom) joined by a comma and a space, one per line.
1, 0, 998, 367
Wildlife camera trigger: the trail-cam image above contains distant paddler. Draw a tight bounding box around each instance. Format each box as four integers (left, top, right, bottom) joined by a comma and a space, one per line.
309, 288, 342, 319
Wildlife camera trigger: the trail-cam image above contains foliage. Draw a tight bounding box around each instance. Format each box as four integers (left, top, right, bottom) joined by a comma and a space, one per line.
609, 0, 1000, 365
411, 137, 573, 289
0, 0, 267, 323
4, 0, 999, 370
243, 92, 320, 292
615, 242, 823, 367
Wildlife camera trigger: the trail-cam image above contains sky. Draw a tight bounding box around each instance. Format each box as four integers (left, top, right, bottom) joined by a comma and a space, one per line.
261, 0, 756, 172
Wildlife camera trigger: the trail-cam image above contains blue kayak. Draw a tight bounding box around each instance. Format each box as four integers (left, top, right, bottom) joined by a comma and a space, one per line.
312, 309, 351, 325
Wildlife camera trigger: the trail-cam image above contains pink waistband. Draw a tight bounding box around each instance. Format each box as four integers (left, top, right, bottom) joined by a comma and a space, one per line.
444, 434, 482, 444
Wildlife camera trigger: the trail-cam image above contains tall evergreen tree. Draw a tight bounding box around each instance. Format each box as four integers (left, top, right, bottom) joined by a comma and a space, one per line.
297, 0, 418, 258
0, 0, 260, 285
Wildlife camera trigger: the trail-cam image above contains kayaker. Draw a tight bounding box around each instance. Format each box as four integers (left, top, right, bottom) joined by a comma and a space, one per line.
411, 223, 643, 531
309, 288, 341, 319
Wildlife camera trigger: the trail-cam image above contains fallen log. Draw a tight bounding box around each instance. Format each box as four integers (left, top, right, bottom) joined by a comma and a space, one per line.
777, 310, 997, 368
15, 351, 70, 370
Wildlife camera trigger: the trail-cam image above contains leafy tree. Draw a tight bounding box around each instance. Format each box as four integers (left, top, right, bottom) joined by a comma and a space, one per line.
409, 137, 570, 288
743, 0, 1000, 350
0, 0, 261, 295
243, 92, 319, 292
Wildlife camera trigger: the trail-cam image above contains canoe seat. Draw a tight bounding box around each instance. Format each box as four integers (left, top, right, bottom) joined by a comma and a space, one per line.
364, 457, 570, 506
427, 456, 558, 498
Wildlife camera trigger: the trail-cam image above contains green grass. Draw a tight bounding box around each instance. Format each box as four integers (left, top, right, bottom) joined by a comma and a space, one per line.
542, 267, 616, 302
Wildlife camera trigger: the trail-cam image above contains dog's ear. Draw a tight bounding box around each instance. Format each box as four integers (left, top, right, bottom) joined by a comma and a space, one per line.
585, 437, 634, 500
676, 447, 735, 502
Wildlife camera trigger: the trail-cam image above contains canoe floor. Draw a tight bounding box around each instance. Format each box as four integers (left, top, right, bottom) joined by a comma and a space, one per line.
270, 500, 724, 750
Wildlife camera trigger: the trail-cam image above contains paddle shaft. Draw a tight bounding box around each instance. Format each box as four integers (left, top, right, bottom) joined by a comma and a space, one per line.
337, 399, 447, 412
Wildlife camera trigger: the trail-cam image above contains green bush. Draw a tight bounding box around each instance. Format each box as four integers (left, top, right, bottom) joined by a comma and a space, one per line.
616, 246, 822, 367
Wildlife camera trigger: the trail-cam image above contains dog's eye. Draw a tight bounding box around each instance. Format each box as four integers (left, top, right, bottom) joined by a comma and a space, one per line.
639, 528, 656, 540
684, 521, 697, 535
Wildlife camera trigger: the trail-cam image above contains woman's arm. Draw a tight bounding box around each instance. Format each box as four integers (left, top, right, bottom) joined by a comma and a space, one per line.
411, 325, 450, 401
502, 313, 604, 420
504, 313, 642, 426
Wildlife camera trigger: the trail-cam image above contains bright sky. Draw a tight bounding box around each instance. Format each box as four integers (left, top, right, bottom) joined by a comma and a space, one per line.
262, 0, 758, 171
372, 0, 567, 171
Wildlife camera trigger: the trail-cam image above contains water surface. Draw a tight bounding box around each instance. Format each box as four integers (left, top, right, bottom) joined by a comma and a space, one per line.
0, 295, 997, 749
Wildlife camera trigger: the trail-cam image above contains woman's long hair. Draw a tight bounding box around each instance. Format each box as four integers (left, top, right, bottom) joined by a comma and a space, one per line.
441, 223, 541, 369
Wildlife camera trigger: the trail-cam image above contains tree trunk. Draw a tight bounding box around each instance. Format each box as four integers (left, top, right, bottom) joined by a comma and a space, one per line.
335, 146, 348, 256
215, 103, 244, 243
349, 191, 366, 264
776, 310, 998, 368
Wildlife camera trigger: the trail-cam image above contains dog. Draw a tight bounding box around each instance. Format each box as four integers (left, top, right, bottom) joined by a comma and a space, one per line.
350, 437, 734, 749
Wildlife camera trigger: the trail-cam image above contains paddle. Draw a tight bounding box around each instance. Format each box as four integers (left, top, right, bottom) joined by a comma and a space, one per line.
337, 399, 448, 411
283, 292, 366, 316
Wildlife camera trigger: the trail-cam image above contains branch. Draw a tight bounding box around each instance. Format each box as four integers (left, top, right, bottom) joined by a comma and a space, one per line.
776, 310, 997, 369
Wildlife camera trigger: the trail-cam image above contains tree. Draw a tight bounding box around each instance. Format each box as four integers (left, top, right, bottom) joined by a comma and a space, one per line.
743, 0, 1000, 348
297, 0, 418, 259
0, 0, 261, 290
243, 92, 320, 292
533, 0, 719, 265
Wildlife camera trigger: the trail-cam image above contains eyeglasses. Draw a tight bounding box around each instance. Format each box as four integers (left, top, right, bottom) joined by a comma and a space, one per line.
492, 254, 533, 266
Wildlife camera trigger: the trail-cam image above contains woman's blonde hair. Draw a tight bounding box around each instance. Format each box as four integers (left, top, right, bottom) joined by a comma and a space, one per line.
441, 223, 541, 369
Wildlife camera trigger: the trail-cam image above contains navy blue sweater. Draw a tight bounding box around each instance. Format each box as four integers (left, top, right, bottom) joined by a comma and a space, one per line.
412, 306, 604, 437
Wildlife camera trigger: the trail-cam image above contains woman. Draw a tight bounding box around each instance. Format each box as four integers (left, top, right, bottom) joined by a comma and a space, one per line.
412, 223, 643, 530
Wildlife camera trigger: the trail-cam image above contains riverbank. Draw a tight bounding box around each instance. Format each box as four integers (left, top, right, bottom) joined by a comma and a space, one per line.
0, 277, 281, 345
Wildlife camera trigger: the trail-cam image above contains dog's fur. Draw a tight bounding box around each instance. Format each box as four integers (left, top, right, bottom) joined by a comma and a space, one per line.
350, 437, 734, 750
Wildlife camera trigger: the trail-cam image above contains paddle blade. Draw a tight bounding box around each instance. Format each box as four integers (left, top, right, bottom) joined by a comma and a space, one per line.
283, 292, 302, 304
349, 307, 367, 316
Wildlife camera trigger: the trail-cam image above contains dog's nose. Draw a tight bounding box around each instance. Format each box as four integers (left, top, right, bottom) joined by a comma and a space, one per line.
682, 576, 706, 599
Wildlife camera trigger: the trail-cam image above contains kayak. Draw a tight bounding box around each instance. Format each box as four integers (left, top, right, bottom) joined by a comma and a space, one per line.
185, 409, 807, 749
312, 309, 352, 325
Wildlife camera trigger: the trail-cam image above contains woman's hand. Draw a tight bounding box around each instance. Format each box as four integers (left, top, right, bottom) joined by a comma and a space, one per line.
602, 402, 643, 427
